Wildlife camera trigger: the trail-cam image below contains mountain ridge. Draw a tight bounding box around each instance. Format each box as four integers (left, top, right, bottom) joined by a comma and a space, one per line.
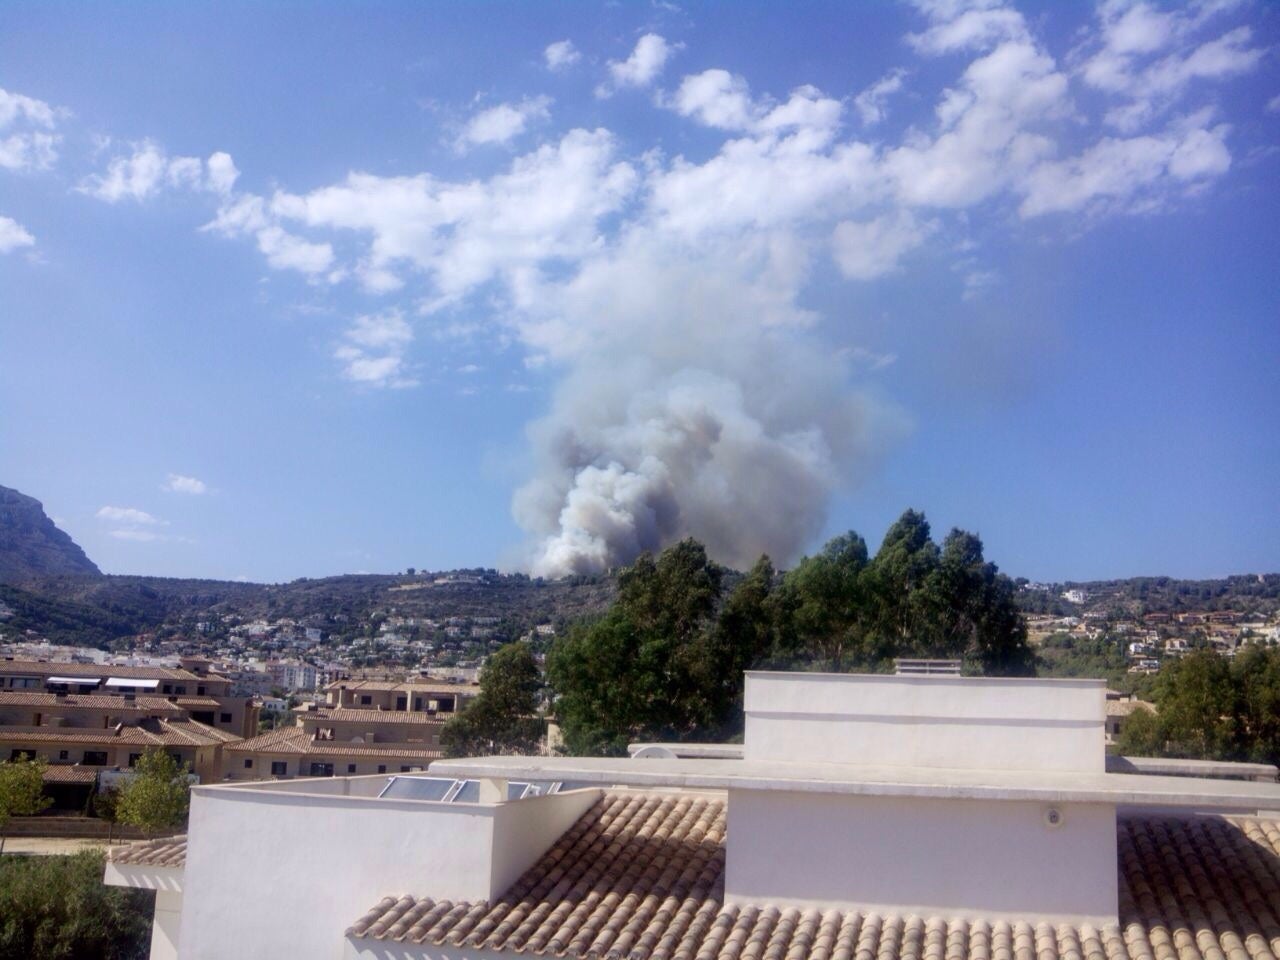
0, 484, 101, 584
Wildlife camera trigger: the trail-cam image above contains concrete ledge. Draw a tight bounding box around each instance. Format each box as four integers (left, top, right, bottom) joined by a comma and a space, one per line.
429, 755, 1280, 811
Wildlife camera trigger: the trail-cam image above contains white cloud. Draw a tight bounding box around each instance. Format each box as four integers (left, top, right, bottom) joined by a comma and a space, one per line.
457, 96, 551, 149
204, 194, 336, 277
109, 528, 164, 542
597, 33, 678, 97
96, 506, 165, 525
0, 215, 35, 253
0, 87, 60, 171
257, 128, 636, 298
79, 141, 240, 202
832, 210, 936, 280
457, 363, 482, 374
1019, 117, 1231, 217
1269, 94, 1280, 114
1080, 3, 1264, 132
206, 152, 239, 195
854, 70, 907, 127
671, 70, 758, 130
335, 309, 418, 388
544, 40, 581, 72
163, 473, 208, 495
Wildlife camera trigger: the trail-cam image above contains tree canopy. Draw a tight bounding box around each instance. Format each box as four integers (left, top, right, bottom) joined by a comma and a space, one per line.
115, 749, 190, 835
1118, 646, 1280, 766
546, 512, 1034, 755
0, 757, 51, 854
0, 850, 151, 960
441, 642, 546, 757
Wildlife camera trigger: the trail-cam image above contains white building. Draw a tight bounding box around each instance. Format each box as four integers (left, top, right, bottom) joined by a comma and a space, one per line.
104, 671, 1280, 960
1062, 589, 1088, 604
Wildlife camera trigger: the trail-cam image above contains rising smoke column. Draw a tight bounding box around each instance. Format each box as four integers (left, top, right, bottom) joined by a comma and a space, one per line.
511, 229, 904, 578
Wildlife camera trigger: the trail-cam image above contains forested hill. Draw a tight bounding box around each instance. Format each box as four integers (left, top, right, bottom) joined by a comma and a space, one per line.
3, 570, 617, 647
1014, 574, 1280, 618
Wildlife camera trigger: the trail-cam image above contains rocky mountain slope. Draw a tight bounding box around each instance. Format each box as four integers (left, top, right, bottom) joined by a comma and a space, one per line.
0, 485, 101, 583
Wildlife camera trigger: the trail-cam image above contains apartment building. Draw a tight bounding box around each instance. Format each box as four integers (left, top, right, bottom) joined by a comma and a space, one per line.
0, 690, 239, 783
0, 657, 259, 738
106, 670, 1280, 960
325, 677, 479, 714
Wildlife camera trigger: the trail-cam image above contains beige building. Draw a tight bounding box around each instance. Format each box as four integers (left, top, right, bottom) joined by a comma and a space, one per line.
221, 721, 441, 780
0, 657, 259, 738
325, 678, 478, 714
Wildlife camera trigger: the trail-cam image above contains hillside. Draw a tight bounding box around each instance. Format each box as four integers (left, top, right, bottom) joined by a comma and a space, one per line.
0, 485, 101, 583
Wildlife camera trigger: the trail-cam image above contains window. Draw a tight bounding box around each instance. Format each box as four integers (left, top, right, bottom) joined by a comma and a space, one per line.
347, 763, 357, 774
244, 758, 254, 769
400, 766, 411, 773
377, 765, 387, 774
128, 753, 141, 767
220, 712, 233, 724
197, 685, 206, 696
308, 762, 335, 777
58, 750, 69, 760
360, 695, 372, 705
9, 749, 34, 761
162, 684, 172, 694
270, 761, 288, 776
175, 686, 186, 695
83, 751, 109, 766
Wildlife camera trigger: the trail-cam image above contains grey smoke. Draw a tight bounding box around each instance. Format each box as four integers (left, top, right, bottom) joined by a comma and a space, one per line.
511, 230, 904, 578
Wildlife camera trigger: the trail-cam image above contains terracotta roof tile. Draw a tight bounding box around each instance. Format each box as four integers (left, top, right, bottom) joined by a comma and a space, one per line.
303, 708, 447, 725
41, 765, 99, 784
347, 793, 1280, 960
224, 725, 439, 759
0, 661, 221, 682
109, 834, 187, 868
0, 691, 185, 711
0, 716, 238, 748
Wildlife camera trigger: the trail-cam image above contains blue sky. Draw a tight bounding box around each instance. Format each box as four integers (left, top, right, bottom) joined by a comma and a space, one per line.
1, 0, 1277, 584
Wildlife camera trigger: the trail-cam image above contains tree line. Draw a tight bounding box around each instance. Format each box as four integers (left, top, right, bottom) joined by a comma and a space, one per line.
1119, 646, 1280, 767
446, 509, 1033, 757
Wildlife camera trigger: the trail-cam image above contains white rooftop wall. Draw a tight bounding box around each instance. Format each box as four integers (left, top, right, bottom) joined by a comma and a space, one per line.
744, 672, 1106, 773
177, 780, 599, 960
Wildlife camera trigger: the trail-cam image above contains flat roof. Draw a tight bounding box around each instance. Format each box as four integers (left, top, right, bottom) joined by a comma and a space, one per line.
427, 755, 1280, 811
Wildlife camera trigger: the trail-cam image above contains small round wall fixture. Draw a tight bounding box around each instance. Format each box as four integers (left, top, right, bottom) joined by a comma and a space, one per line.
1044, 806, 1065, 829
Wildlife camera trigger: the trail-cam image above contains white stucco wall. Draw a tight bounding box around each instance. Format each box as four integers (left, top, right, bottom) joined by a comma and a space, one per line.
178, 783, 602, 960
489, 789, 600, 898
726, 789, 1118, 924
744, 672, 1106, 773
150, 890, 182, 960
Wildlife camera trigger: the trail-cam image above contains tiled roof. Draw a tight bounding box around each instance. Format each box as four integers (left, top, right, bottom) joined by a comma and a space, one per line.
0, 691, 185, 711
329, 679, 478, 695
0, 716, 239, 748
0, 661, 216, 681
109, 835, 187, 868
224, 725, 440, 759
302, 708, 447, 725
347, 792, 1280, 960
41, 765, 99, 784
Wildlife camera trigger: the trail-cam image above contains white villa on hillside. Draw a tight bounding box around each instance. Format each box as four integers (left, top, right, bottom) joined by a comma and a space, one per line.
104, 671, 1280, 960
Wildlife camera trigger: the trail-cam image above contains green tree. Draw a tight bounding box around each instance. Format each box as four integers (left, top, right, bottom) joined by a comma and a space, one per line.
1232, 645, 1280, 764
0, 756, 51, 855
115, 750, 190, 836
441, 643, 546, 757
778, 533, 880, 670
0, 849, 151, 960
547, 539, 729, 755
1115, 702, 1163, 756
1150, 650, 1234, 759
